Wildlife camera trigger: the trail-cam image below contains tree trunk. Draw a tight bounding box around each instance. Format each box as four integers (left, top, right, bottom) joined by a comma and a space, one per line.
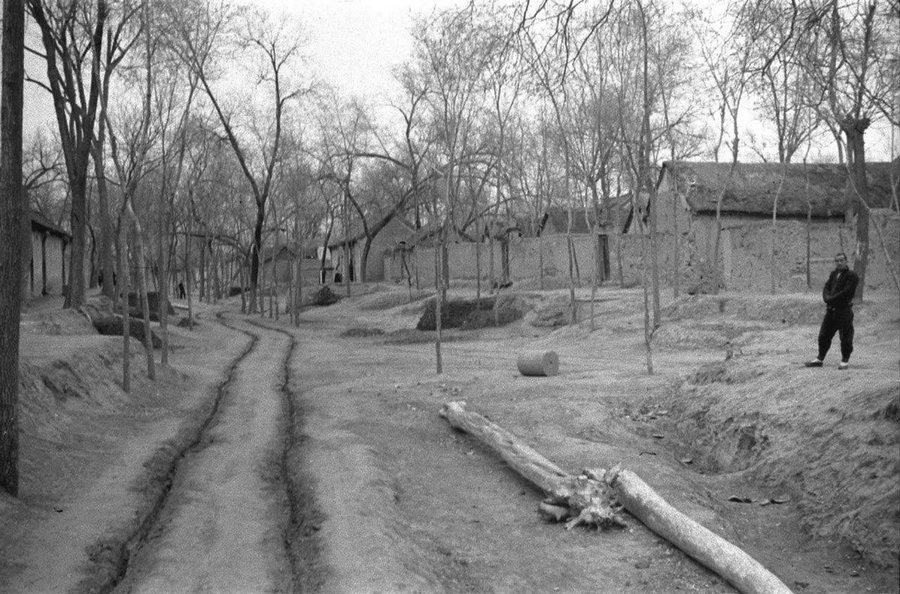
648, 180, 660, 328
434, 222, 445, 375
770, 165, 788, 295
440, 401, 792, 594
476, 217, 482, 300
198, 232, 207, 302
249, 201, 264, 313
0, 0, 25, 496
186, 219, 194, 330
343, 190, 352, 297
614, 177, 625, 288
92, 118, 115, 301
118, 220, 131, 393
66, 174, 88, 308
843, 118, 870, 301
440, 401, 572, 498
128, 204, 155, 381
633, 182, 654, 375
538, 225, 545, 290
566, 210, 576, 325
712, 162, 738, 294
610, 470, 792, 594
672, 187, 681, 298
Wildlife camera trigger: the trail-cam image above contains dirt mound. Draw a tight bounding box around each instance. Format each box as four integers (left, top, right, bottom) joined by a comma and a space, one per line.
662, 293, 825, 325
341, 327, 385, 338
358, 289, 433, 311
415, 295, 525, 331
309, 286, 340, 306
127, 292, 175, 316
525, 296, 571, 328
20, 308, 96, 336
382, 329, 469, 345
16, 336, 141, 498
94, 316, 163, 348
643, 358, 900, 569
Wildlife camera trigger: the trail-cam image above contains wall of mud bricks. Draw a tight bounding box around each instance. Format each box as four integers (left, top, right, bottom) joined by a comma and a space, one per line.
382, 211, 898, 295
29, 231, 67, 297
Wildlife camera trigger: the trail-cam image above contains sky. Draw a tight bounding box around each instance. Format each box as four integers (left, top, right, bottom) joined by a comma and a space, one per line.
278, 0, 445, 100
17, 0, 897, 162
22, 0, 460, 137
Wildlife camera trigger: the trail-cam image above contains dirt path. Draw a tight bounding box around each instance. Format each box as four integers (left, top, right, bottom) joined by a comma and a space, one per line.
2, 287, 897, 593
113, 314, 296, 592
275, 303, 734, 592
270, 289, 897, 593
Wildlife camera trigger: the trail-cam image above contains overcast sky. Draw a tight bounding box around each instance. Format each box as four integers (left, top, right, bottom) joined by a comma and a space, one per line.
18, 0, 897, 161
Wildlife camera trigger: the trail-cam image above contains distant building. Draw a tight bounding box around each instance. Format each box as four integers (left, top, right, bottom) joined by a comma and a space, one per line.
28, 210, 70, 299
654, 160, 900, 292
537, 199, 632, 283
260, 244, 332, 287
329, 216, 415, 283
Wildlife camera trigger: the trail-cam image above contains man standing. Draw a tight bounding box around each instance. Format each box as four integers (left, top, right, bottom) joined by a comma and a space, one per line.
806, 252, 859, 370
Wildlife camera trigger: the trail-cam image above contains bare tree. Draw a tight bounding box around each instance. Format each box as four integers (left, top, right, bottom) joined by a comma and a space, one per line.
799, 0, 896, 300
691, 0, 761, 294
90, 1, 142, 301
411, 2, 504, 372
104, 0, 157, 383
1, 0, 26, 497
171, 2, 305, 312
26, 0, 108, 308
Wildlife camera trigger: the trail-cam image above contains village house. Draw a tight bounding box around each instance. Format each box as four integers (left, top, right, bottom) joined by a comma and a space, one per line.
330, 215, 414, 283
27, 210, 69, 300
260, 244, 332, 288
535, 199, 633, 284
653, 160, 900, 293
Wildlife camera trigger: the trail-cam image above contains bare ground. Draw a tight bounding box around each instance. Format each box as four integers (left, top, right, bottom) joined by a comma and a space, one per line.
0, 284, 897, 593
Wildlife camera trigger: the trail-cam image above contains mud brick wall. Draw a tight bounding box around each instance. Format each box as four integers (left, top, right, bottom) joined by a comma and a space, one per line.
384, 211, 898, 295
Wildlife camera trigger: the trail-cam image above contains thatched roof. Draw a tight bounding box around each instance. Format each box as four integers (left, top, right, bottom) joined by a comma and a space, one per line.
30, 210, 70, 238
539, 196, 632, 235
662, 161, 899, 218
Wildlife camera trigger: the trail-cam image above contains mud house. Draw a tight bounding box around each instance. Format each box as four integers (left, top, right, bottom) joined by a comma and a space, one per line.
535, 200, 634, 284
28, 210, 70, 299
329, 216, 414, 283
260, 244, 333, 288
653, 161, 900, 293
386, 200, 635, 288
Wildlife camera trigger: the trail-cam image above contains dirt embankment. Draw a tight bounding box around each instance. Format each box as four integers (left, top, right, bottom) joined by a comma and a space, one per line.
635, 293, 900, 571
2, 302, 247, 592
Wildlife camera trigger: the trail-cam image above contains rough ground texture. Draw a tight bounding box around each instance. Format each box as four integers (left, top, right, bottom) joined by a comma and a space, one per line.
0, 285, 897, 593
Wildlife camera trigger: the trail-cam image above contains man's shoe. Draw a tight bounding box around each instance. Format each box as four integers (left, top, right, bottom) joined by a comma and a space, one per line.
805, 359, 823, 367
838, 361, 849, 370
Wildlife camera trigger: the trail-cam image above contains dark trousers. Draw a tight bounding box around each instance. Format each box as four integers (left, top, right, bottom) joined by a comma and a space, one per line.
818, 307, 854, 362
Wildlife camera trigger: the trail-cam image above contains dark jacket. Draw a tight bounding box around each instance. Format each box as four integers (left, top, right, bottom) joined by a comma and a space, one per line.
823, 268, 859, 309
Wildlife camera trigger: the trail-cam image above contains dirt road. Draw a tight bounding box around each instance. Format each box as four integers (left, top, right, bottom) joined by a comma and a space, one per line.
2, 286, 897, 593
113, 314, 297, 592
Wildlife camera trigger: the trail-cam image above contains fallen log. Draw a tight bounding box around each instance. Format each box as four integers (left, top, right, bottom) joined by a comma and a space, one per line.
607, 468, 792, 594
440, 401, 792, 594
439, 401, 624, 529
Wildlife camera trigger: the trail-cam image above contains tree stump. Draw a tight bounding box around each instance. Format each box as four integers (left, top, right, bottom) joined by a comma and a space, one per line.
516, 351, 559, 376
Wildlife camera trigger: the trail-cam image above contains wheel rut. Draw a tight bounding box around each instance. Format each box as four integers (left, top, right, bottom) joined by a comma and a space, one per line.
101, 313, 307, 593
246, 318, 326, 592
